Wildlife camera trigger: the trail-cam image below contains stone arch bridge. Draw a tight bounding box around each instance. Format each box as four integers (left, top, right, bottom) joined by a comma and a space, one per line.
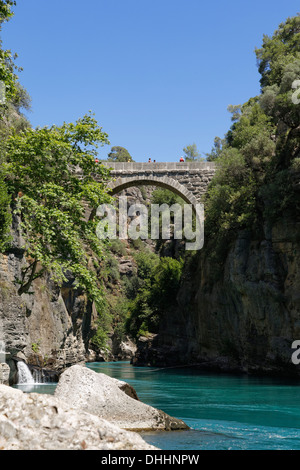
100, 162, 216, 207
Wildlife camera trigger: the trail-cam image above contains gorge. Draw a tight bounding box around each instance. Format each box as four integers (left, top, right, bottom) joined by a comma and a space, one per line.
0, 4, 300, 451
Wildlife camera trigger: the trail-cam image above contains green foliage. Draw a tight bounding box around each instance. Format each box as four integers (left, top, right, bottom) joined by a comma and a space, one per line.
292, 158, 300, 172
255, 14, 300, 89
129, 237, 145, 251
204, 148, 257, 261
259, 59, 300, 132
108, 238, 127, 256
110, 295, 131, 343
134, 250, 159, 280
126, 278, 156, 338
204, 14, 300, 267
107, 146, 134, 162
90, 313, 112, 351
151, 187, 184, 206
149, 188, 186, 252
258, 169, 296, 222
0, 3, 31, 160
102, 254, 120, 285
125, 254, 183, 338
0, 1, 23, 108
228, 101, 275, 149
0, 173, 11, 251
3, 113, 112, 312
205, 148, 255, 234
183, 143, 202, 161
0, 1, 15, 22
150, 257, 183, 309
31, 341, 40, 354
205, 136, 225, 161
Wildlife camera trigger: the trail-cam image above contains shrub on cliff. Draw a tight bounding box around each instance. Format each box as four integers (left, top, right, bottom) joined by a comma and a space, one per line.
0, 174, 11, 252
125, 255, 183, 338
204, 14, 300, 264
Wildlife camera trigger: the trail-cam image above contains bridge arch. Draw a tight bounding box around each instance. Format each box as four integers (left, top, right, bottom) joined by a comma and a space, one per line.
107, 175, 198, 208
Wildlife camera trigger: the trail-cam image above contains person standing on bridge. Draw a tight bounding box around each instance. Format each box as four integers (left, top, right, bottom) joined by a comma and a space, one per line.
148, 158, 152, 163
180, 156, 184, 162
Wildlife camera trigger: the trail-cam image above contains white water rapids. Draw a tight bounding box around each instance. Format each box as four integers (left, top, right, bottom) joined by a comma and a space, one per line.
17, 361, 35, 385
0, 340, 6, 364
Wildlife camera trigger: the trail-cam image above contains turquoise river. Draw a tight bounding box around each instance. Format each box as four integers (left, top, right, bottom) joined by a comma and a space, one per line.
15, 361, 300, 450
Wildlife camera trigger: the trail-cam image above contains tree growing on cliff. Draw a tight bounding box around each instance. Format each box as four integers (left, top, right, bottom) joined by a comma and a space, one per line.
255, 14, 300, 89
0, 0, 29, 252
203, 14, 300, 267
3, 113, 113, 315
0, 173, 11, 252
125, 254, 183, 338
0, 0, 31, 155
0, 1, 25, 108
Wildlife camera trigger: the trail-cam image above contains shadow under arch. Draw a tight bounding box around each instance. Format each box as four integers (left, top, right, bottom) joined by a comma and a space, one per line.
107, 175, 199, 210
98, 174, 205, 251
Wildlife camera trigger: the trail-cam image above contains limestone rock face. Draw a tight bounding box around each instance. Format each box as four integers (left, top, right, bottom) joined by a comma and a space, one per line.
134, 219, 300, 377
54, 365, 189, 432
0, 216, 95, 382
0, 384, 156, 450
0, 364, 10, 385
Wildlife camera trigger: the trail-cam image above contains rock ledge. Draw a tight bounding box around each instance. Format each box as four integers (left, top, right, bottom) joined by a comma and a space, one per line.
0, 384, 157, 450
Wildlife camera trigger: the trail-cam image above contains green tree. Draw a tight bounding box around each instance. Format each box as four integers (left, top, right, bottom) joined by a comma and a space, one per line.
183, 143, 202, 162
0, 0, 31, 144
0, 173, 11, 251
205, 136, 226, 161
203, 14, 300, 268
0, 1, 23, 107
151, 187, 184, 206
107, 146, 134, 162
255, 14, 300, 89
125, 254, 183, 338
204, 148, 256, 241
151, 257, 183, 310
3, 113, 112, 308
0, 0, 15, 23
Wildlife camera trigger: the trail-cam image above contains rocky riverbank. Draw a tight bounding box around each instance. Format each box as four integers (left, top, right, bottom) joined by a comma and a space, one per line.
0, 385, 157, 450
0, 364, 189, 450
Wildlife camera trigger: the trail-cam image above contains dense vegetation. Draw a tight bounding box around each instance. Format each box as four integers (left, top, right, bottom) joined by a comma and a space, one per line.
92, 187, 187, 346
0, 2, 114, 346
0, 1, 29, 253
204, 14, 300, 267
1, 3, 299, 352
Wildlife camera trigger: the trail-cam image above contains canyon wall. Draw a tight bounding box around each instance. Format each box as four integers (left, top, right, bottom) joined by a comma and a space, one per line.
134, 217, 300, 377
2, 191, 300, 382
0, 215, 94, 384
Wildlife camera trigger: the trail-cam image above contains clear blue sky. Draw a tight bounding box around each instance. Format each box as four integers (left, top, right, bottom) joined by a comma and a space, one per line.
2, 0, 300, 162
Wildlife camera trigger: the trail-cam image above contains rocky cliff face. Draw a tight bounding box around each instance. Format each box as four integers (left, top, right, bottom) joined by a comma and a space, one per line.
0, 215, 93, 384
134, 217, 300, 377
2, 187, 300, 382
0, 187, 152, 384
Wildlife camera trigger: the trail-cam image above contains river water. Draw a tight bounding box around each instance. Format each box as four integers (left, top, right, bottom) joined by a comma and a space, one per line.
14, 361, 300, 450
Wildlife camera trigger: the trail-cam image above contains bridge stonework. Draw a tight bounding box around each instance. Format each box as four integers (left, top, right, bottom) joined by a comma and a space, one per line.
101, 162, 216, 207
